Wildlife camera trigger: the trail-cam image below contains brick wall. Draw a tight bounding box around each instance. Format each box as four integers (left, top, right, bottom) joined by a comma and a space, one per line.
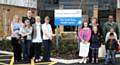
0, 4, 37, 36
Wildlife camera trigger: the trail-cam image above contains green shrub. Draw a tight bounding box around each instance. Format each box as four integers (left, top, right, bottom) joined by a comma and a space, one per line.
0, 39, 12, 51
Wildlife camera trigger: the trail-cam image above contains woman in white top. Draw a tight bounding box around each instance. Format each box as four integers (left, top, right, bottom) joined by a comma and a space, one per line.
42, 16, 53, 62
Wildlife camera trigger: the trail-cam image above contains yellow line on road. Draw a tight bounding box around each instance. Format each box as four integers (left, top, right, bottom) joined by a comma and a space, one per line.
3, 64, 9, 65
0, 62, 7, 65
0, 55, 12, 57
36, 62, 51, 64
0, 59, 11, 61
31, 58, 35, 65
49, 61, 57, 65
35, 61, 57, 65
14, 64, 30, 65
10, 56, 14, 65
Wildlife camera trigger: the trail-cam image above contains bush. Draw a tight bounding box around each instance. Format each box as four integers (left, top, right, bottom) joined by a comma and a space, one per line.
0, 39, 12, 51
0, 32, 79, 59
51, 32, 79, 59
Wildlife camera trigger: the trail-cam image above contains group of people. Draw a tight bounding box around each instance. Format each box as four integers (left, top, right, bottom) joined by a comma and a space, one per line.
11, 10, 53, 63
79, 15, 119, 65
10, 9, 120, 64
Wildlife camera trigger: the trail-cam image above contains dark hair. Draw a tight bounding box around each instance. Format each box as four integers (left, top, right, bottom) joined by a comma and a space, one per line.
81, 18, 89, 28
110, 33, 114, 36
108, 15, 113, 17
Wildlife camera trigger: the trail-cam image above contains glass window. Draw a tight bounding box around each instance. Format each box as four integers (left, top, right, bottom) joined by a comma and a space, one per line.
0, 0, 37, 8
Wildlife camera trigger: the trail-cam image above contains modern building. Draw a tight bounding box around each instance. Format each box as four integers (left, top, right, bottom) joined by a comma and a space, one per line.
0, 0, 119, 36
37, 0, 118, 32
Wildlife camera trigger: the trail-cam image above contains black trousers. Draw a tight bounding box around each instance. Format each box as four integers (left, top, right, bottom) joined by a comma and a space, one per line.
30, 43, 34, 59
11, 37, 22, 61
43, 40, 51, 61
33, 43, 42, 59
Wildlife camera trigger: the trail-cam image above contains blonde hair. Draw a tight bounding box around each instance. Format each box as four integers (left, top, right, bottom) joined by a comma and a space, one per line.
91, 17, 97, 20
35, 16, 40, 18
35, 16, 40, 19
13, 15, 20, 22
45, 16, 50, 20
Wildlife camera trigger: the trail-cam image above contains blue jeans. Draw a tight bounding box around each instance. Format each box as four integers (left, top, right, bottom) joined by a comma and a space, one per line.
105, 50, 116, 64
21, 39, 32, 61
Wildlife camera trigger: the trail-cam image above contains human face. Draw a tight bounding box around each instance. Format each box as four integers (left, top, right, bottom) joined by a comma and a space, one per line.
84, 22, 88, 27
27, 10, 32, 17
25, 20, 30, 26
92, 18, 97, 24
14, 15, 20, 22
109, 35, 114, 39
45, 17, 50, 24
35, 16, 41, 23
108, 15, 113, 22
110, 28, 114, 33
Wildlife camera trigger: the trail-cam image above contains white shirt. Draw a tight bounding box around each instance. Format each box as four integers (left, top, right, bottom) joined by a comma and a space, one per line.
105, 32, 117, 42
32, 23, 42, 43
42, 23, 52, 40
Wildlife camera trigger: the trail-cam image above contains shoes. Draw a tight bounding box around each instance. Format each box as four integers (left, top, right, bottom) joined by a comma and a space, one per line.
35, 59, 42, 63
96, 59, 98, 63
83, 58, 87, 64
79, 58, 84, 63
35, 59, 39, 63
91, 58, 94, 63
38, 59, 42, 61
14, 60, 22, 62
41, 59, 51, 62
91, 60, 94, 63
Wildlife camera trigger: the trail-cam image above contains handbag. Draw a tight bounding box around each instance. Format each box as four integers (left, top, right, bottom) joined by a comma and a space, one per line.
98, 44, 106, 58
79, 41, 90, 57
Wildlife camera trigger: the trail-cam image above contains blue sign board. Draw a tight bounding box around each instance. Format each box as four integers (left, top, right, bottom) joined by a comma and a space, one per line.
54, 9, 82, 26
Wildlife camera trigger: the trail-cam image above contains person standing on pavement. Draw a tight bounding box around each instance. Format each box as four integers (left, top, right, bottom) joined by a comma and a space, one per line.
42, 16, 53, 62
32, 16, 43, 63
22, 10, 35, 59
103, 15, 119, 40
105, 33, 118, 65
79, 19, 91, 64
90, 26, 101, 63
89, 17, 103, 63
11, 15, 22, 62
19, 19, 32, 63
